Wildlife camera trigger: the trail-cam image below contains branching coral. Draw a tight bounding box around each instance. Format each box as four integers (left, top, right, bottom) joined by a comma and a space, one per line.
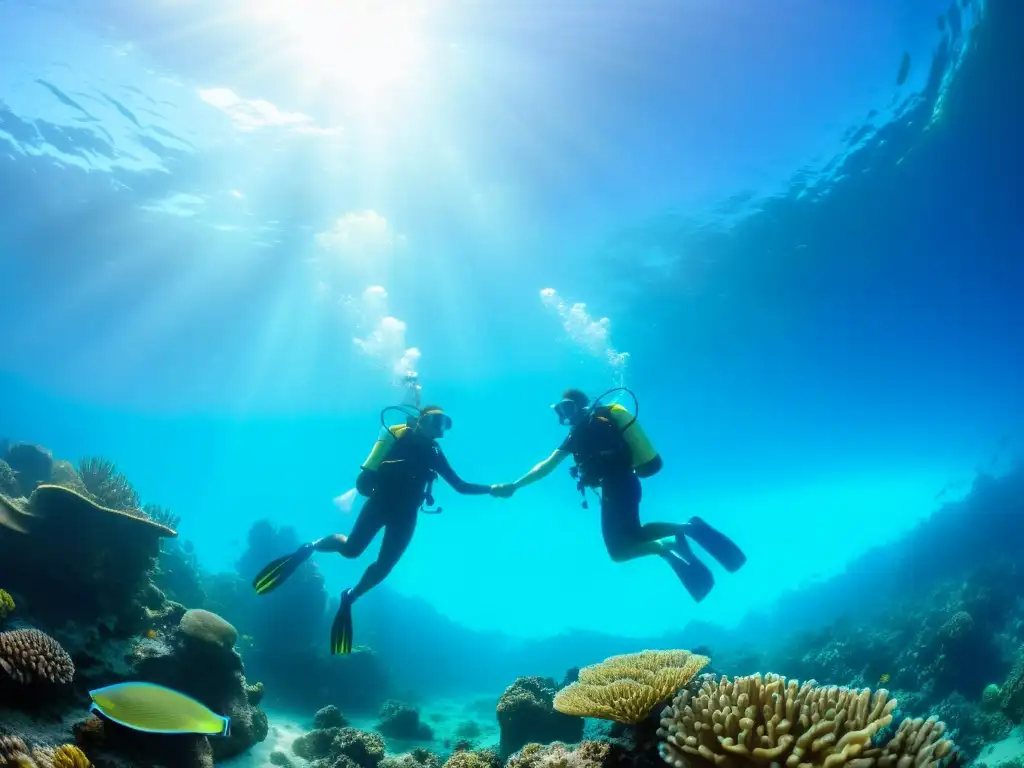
554, 650, 711, 724
0, 589, 14, 621
657, 673, 957, 768
76, 457, 140, 512
0, 628, 75, 684
143, 503, 181, 531
0, 735, 33, 766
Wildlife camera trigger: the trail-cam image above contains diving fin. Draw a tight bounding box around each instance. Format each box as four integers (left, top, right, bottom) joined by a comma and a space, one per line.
331, 589, 354, 655
252, 543, 315, 595
679, 516, 747, 573
662, 550, 714, 603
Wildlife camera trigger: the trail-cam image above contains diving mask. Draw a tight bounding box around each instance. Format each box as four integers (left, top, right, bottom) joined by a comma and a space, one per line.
552, 399, 580, 426
420, 410, 453, 433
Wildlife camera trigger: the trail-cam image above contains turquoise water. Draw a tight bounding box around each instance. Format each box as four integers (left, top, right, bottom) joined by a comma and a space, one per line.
0, 0, 1015, 646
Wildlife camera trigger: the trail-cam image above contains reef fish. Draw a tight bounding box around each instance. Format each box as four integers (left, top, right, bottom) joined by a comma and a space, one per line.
89, 682, 231, 736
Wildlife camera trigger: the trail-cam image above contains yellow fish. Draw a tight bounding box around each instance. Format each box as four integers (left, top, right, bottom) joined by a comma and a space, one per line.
879, 673, 890, 684
89, 682, 230, 736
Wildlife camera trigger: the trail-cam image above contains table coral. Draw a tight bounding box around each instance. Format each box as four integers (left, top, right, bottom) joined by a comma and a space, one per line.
554, 650, 710, 725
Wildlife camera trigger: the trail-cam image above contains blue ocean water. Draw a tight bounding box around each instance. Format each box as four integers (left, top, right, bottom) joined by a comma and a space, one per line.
0, 0, 1018, 667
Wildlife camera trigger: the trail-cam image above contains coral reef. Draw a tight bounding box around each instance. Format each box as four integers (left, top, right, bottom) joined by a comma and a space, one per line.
293, 724, 386, 766
377, 700, 435, 741
506, 741, 610, 768
202, 520, 392, 714
381, 747, 443, 768
497, 676, 584, 759
3, 443, 53, 496
315, 704, 349, 729
0, 484, 175, 628
0, 461, 16, 497
130, 608, 267, 761
152, 539, 205, 609
658, 673, 957, 768
442, 749, 502, 768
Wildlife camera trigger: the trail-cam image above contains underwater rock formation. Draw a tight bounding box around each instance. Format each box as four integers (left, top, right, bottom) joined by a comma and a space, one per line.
377, 699, 434, 741
3, 442, 53, 496
0, 483, 176, 628
293, 724, 386, 767
497, 676, 584, 759
131, 608, 267, 761
442, 748, 502, 768
152, 540, 205, 610
202, 520, 391, 713
315, 704, 349, 729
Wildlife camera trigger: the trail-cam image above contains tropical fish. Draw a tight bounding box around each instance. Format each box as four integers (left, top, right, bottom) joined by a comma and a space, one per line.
89, 682, 231, 736
879, 673, 890, 684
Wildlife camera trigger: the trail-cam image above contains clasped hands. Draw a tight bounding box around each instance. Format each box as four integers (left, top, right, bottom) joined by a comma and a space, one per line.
489, 483, 516, 499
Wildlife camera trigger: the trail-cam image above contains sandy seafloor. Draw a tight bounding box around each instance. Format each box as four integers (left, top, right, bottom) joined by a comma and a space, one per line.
222, 695, 503, 768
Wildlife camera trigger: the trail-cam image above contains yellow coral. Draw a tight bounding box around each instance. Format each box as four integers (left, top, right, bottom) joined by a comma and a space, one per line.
51, 745, 90, 768
855, 717, 956, 768
0, 589, 14, 621
657, 673, 956, 768
553, 649, 710, 724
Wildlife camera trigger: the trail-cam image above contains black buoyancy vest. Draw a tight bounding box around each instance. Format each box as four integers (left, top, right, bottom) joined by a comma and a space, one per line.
570, 407, 633, 487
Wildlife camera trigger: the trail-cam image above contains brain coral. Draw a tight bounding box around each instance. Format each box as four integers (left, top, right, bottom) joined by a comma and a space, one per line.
179, 609, 238, 649
0, 628, 75, 684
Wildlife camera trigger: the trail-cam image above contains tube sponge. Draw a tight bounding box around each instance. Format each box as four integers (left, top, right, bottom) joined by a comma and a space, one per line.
554, 649, 710, 724
0, 628, 75, 685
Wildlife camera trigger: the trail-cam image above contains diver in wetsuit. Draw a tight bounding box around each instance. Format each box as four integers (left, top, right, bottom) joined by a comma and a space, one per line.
492, 388, 746, 602
251, 401, 498, 654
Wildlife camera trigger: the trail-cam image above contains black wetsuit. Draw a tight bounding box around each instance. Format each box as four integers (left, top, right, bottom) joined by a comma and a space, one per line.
560, 410, 671, 562
339, 431, 489, 596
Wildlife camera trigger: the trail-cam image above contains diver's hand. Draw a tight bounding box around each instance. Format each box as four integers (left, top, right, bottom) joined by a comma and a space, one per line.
489, 484, 515, 499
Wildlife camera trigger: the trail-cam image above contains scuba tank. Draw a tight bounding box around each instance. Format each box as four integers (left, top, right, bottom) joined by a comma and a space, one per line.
364, 372, 443, 514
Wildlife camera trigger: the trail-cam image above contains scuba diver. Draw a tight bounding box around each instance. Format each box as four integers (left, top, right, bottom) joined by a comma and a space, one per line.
492, 387, 746, 602
251, 375, 500, 654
